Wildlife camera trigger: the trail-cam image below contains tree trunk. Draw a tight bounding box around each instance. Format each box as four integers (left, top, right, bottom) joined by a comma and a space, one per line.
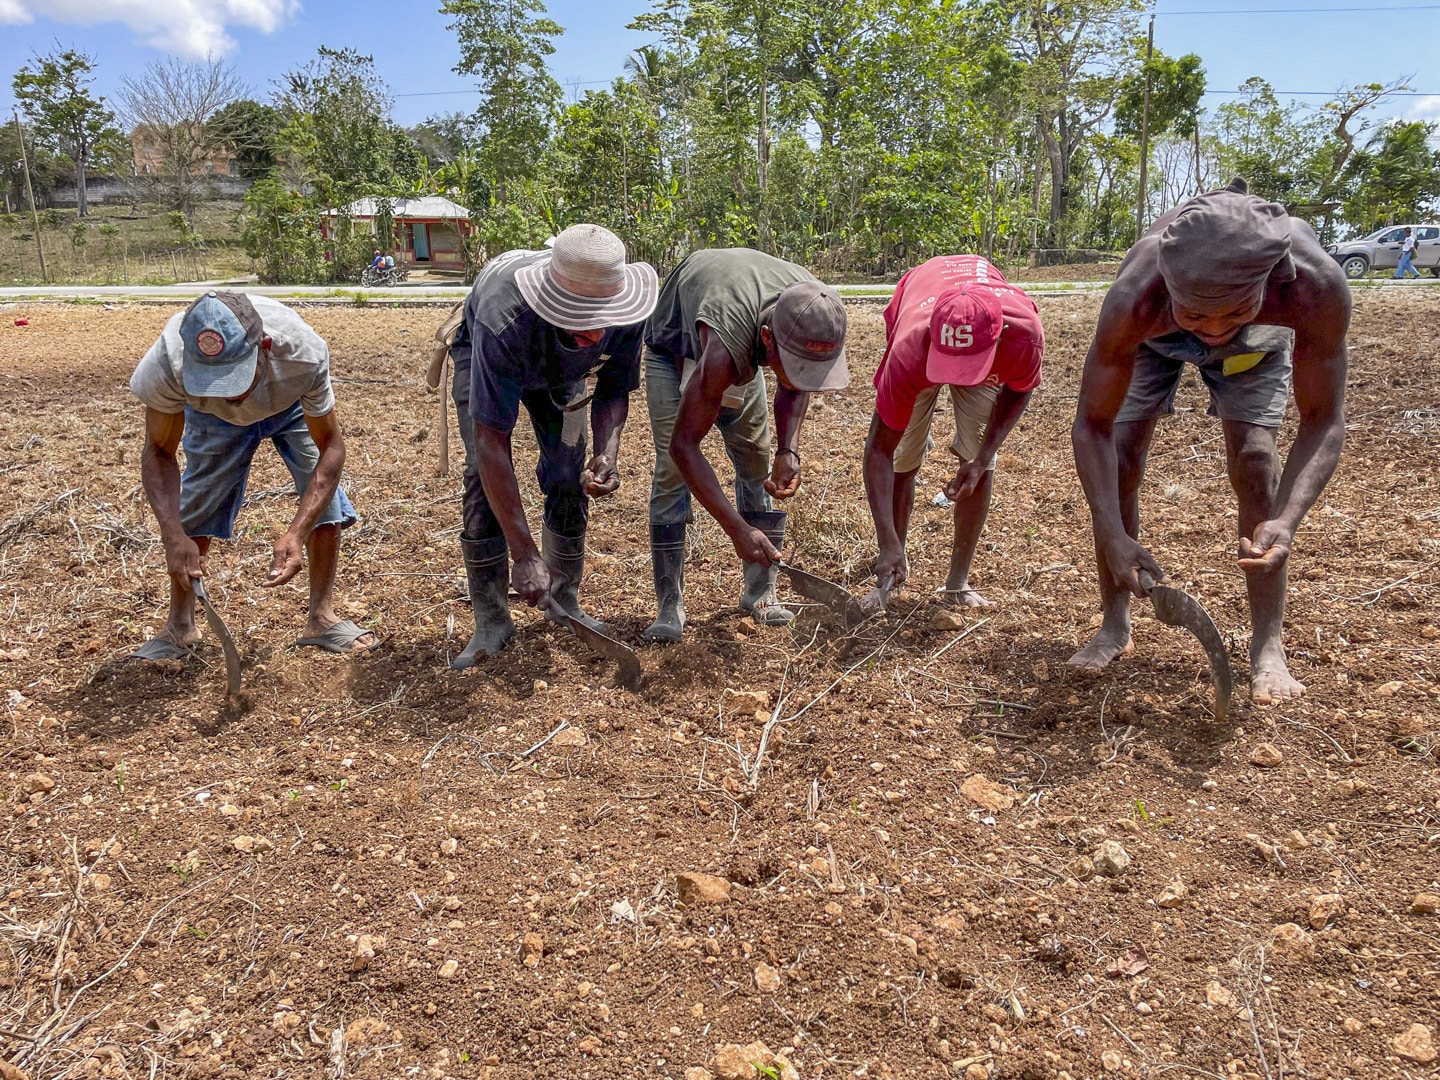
76, 149, 89, 217
1043, 126, 1067, 247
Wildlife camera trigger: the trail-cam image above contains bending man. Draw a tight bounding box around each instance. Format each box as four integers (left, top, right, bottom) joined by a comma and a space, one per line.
642, 248, 848, 642
130, 291, 372, 658
865, 256, 1043, 607
448, 224, 658, 668
1070, 178, 1350, 703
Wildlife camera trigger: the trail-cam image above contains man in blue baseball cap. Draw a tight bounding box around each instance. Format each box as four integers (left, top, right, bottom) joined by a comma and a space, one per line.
128, 291, 374, 661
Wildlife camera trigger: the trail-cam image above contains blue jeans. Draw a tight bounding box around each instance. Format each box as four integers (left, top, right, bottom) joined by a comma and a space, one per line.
1395, 251, 1419, 278
179, 403, 356, 539
451, 346, 590, 541
645, 350, 773, 527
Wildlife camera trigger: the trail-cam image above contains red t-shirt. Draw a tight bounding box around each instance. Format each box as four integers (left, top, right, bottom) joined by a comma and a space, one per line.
874, 256, 1044, 432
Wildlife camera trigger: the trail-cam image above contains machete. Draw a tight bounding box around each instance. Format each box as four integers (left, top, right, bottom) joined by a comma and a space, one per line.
193, 578, 242, 697
564, 615, 641, 690
778, 562, 865, 628
1139, 570, 1233, 721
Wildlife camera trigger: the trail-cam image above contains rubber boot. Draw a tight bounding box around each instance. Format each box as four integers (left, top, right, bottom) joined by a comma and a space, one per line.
542, 527, 606, 634
739, 509, 794, 627
452, 535, 514, 668
643, 522, 687, 643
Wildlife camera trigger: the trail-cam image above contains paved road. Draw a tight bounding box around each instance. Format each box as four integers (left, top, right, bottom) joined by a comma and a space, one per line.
2, 278, 1436, 305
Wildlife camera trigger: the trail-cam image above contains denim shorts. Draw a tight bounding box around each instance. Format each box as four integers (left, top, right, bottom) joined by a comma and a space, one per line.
180, 403, 357, 539
1116, 324, 1294, 429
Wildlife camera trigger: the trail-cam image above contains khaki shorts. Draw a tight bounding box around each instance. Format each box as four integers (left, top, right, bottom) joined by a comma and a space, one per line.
893, 383, 1000, 474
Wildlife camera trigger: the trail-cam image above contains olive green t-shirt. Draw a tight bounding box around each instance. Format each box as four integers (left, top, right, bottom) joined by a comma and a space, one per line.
644, 248, 816, 384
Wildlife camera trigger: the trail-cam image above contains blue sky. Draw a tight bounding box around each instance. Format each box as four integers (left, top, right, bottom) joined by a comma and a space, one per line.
1, 0, 1437, 131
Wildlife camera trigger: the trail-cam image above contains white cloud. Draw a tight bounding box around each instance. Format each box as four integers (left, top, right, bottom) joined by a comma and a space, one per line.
0, 0, 300, 58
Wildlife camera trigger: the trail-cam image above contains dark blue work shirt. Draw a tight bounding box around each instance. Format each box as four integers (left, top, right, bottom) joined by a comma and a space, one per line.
456, 250, 644, 433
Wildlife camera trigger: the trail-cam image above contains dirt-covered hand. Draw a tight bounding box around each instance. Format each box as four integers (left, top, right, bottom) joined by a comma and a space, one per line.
264, 532, 306, 588
165, 535, 204, 590
511, 554, 553, 610
581, 455, 620, 498
944, 459, 989, 503
874, 545, 908, 589
732, 526, 781, 567
1101, 534, 1164, 598
764, 452, 801, 500
1238, 520, 1293, 573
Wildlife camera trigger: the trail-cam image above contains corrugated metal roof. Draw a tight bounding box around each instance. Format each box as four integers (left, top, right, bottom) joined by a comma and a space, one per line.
322, 196, 470, 220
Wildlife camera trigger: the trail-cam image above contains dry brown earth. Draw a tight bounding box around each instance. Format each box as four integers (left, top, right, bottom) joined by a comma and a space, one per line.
0, 291, 1437, 1080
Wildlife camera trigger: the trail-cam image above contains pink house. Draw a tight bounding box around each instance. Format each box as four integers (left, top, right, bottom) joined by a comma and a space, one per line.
320, 196, 473, 269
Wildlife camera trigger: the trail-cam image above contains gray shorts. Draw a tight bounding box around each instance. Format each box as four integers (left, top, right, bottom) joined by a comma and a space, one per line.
1116, 325, 1294, 429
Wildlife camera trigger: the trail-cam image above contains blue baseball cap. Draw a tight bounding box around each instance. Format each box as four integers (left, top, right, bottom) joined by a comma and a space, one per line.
179, 291, 264, 398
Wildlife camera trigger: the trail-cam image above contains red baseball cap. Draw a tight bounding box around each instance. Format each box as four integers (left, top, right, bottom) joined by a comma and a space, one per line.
926, 284, 1005, 386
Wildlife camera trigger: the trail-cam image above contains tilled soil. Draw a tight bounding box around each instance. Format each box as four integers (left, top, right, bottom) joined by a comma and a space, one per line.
0, 292, 1437, 1080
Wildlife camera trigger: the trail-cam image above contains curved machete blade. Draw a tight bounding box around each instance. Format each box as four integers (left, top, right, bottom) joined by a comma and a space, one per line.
1143, 574, 1233, 721
193, 579, 242, 697
779, 562, 865, 628
565, 616, 641, 691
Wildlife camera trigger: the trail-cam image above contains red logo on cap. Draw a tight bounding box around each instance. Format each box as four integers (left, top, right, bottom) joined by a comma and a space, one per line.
196, 329, 225, 357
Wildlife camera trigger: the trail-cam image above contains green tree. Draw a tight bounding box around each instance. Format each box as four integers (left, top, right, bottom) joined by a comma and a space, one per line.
1212, 78, 1324, 206
547, 80, 669, 263
1339, 121, 1440, 236
1003, 0, 1143, 246
274, 47, 412, 207
409, 113, 474, 168
210, 99, 282, 179
442, 0, 563, 204
241, 176, 325, 283
12, 48, 122, 217
0, 119, 60, 211
1115, 50, 1206, 142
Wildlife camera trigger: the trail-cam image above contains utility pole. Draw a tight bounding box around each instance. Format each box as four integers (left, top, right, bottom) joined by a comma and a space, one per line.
13, 108, 48, 283
1135, 13, 1155, 242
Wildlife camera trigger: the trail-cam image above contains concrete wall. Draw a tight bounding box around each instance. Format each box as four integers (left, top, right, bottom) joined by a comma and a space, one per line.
50, 175, 255, 207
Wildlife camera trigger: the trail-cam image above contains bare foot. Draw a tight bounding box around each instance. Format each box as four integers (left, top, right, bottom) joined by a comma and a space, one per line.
941, 586, 995, 609
1067, 625, 1134, 671
1251, 660, 1305, 704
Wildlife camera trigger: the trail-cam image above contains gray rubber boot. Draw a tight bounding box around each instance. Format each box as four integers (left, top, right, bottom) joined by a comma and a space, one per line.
452, 536, 515, 668
643, 522, 687, 643
739, 509, 794, 627
542, 527, 606, 634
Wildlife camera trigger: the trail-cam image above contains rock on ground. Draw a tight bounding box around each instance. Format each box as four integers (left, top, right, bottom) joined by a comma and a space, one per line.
676, 871, 732, 905
1093, 840, 1131, 877
1393, 1023, 1436, 1065
711, 1042, 799, 1080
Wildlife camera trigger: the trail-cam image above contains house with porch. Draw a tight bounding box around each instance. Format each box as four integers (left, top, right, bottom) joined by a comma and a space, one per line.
320, 196, 473, 270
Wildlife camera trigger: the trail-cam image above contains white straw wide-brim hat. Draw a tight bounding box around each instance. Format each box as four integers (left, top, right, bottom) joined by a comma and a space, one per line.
516, 224, 658, 332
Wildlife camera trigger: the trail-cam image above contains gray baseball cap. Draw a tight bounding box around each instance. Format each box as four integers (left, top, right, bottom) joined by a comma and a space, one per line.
771, 280, 849, 392
179, 291, 264, 398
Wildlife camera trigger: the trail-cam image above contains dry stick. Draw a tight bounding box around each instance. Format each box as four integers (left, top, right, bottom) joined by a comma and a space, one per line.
15, 868, 244, 1066
1344, 559, 1439, 605
1280, 716, 1354, 763
0, 488, 79, 549
749, 603, 926, 791
1101, 1013, 1148, 1062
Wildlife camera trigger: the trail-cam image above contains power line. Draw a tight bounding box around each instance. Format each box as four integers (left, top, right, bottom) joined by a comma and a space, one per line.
395, 79, 612, 99
1204, 89, 1440, 96
1159, 4, 1440, 12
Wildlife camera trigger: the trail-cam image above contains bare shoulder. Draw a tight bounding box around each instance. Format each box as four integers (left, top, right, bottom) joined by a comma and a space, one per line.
1261, 220, 1351, 334
1098, 237, 1169, 342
